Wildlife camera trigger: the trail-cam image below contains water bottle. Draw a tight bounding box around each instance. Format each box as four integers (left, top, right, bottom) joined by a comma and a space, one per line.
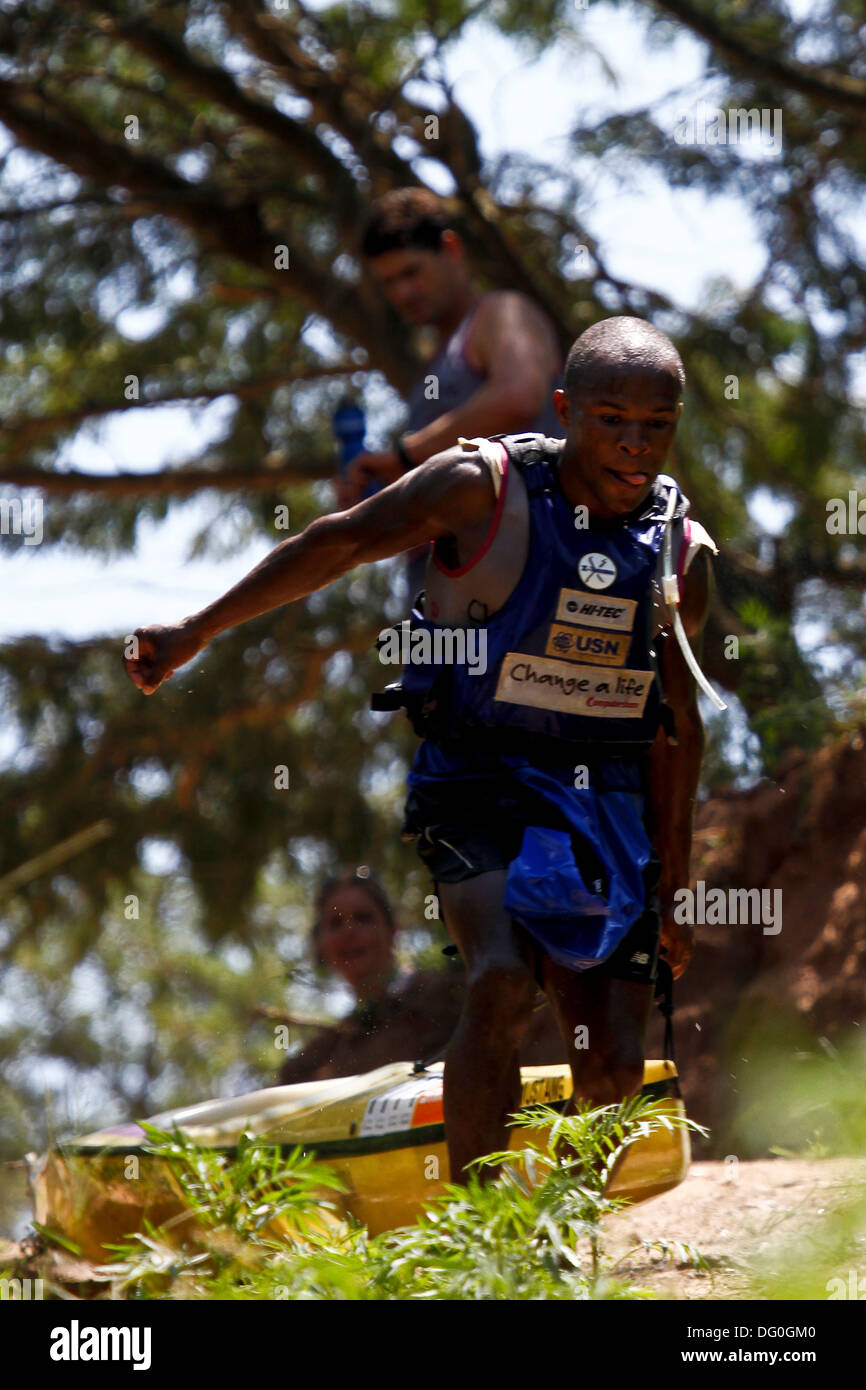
332, 399, 380, 500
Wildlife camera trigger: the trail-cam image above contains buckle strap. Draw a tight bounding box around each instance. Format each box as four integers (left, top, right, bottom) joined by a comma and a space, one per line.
654, 957, 677, 1070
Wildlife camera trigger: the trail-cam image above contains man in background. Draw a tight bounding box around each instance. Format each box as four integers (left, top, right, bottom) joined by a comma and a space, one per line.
336, 188, 563, 598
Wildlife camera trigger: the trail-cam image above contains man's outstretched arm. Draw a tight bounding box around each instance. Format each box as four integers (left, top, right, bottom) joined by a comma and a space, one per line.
648, 549, 713, 979
124, 448, 494, 695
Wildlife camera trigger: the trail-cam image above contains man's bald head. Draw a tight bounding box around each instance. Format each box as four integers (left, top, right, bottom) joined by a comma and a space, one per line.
564, 317, 685, 401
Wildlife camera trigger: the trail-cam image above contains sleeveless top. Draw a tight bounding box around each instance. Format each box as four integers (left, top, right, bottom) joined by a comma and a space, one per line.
404, 301, 562, 438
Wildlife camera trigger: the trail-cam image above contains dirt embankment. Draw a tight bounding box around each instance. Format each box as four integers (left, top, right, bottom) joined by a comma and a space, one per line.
607, 1156, 866, 1300
646, 729, 866, 1153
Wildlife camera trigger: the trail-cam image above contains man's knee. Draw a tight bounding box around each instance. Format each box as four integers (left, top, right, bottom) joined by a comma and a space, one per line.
460, 957, 538, 1044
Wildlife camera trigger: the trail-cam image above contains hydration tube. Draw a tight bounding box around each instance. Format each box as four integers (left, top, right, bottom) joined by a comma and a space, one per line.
661, 486, 727, 712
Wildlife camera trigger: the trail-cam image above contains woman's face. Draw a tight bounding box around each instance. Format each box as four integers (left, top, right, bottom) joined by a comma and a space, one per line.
316, 884, 395, 994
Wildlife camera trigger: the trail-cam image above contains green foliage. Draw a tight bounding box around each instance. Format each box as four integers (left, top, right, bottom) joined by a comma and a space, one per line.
100, 1097, 706, 1300
734, 1022, 866, 1160
742, 1192, 866, 1302
135, 1123, 348, 1243
725, 1022, 866, 1300
731, 599, 832, 769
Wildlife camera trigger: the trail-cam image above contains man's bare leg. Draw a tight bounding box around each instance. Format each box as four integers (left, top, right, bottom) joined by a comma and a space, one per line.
539, 957, 654, 1108
539, 957, 655, 1185
437, 871, 538, 1180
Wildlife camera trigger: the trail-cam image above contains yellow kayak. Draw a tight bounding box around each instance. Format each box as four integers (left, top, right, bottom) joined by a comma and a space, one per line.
30, 1060, 689, 1262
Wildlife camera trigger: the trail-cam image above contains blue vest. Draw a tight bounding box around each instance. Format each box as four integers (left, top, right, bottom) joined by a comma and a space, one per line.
400, 434, 682, 754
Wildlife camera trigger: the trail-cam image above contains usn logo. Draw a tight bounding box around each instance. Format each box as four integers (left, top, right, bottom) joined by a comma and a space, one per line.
577, 553, 617, 591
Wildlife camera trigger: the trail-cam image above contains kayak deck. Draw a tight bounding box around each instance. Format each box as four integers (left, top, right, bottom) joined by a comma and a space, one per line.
30, 1061, 690, 1260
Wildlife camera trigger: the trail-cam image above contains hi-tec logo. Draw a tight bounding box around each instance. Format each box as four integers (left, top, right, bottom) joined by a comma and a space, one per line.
577, 553, 617, 590
50, 1320, 152, 1370
378, 622, 487, 675
556, 590, 636, 632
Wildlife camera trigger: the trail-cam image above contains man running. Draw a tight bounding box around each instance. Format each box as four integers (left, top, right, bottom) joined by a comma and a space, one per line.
125, 316, 716, 1179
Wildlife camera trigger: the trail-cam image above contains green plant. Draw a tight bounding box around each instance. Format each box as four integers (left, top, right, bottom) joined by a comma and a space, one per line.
102, 1097, 706, 1301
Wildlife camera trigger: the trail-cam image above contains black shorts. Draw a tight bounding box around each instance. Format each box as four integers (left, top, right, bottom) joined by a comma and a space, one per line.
403, 774, 661, 985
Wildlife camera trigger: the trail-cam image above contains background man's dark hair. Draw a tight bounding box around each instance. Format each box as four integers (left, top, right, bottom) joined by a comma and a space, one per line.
360, 188, 454, 258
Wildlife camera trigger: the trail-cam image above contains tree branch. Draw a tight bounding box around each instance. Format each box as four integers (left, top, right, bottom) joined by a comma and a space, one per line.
0, 81, 418, 392
0, 460, 334, 495
1, 362, 356, 452
0, 192, 112, 220
88, 2, 362, 217
654, 0, 866, 121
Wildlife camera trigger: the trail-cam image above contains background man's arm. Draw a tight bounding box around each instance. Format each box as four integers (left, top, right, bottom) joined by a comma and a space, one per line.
648, 549, 713, 979
339, 292, 561, 503
124, 448, 494, 695
401, 291, 561, 462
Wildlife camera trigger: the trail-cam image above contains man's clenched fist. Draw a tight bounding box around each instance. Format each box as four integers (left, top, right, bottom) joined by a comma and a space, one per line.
334, 448, 403, 509
659, 914, 694, 981
124, 620, 203, 695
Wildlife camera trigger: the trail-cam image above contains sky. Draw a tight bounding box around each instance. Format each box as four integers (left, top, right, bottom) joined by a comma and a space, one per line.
0, 2, 788, 645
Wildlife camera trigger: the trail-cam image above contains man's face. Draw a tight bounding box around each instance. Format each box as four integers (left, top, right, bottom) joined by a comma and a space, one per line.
554, 368, 682, 518
367, 240, 460, 326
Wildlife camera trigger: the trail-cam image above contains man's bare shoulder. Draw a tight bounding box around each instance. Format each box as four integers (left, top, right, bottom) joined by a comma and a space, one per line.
417, 440, 493, 478
467, 291, 560, 376
473, 289, 558, 338
401, 441, 500, 522
323, 440, 499, 563
477, 288, 550, 319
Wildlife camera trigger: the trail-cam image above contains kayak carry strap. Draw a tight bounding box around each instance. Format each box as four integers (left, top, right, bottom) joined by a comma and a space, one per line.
654, 955, 677, 1068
